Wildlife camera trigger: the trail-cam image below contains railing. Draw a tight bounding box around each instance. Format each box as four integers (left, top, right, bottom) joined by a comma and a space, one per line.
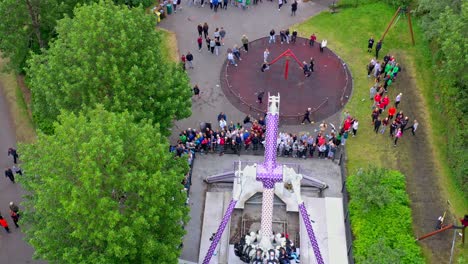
338, 148, 355, 264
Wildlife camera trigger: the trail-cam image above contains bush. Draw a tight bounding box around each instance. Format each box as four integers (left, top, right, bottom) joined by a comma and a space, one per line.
348, 167, 425, 264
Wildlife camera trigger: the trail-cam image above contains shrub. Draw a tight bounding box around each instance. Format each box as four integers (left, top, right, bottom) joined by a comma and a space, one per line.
348, 167, 425, 263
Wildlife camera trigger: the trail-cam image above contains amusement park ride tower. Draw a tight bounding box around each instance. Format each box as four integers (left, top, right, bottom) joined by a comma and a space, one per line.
202, 94, 325, 264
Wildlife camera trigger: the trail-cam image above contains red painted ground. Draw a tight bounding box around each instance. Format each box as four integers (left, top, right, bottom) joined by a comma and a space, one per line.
220, 37, 352, 124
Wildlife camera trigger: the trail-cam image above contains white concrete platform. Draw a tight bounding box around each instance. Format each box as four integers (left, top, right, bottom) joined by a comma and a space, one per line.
300, 197, 348, 264
198, 192, 232, 264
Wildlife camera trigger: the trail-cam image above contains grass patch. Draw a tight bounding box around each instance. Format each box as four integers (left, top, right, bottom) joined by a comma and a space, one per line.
0, 57, 36, 143
157, 28, 179, 62
294, 2, 467, 261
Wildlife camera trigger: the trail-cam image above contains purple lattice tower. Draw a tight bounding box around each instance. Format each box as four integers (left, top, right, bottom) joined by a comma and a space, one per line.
202, 94, 325, 264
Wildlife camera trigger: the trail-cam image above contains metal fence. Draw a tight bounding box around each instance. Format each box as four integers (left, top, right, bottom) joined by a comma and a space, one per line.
338, 147, 354, 264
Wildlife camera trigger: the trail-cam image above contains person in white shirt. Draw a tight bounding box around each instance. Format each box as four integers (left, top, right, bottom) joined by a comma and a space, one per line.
227, 51, 237, 66
219, 118, 227, 130
263, 48, 270, 62
395, 93, 402, 108
320, 39, 327, 52
352, 119, 359, 137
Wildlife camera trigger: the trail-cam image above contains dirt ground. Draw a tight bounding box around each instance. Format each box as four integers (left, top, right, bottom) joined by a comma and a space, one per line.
391, 52, 452, 263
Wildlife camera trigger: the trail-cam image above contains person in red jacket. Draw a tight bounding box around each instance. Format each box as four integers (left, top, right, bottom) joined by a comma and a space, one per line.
381, 95, 390, 110
180, 54, 186, 71
388, 106, 396, 120
0, 216, 10, 233
373, 93, 381, 108
309, 33, 317, 46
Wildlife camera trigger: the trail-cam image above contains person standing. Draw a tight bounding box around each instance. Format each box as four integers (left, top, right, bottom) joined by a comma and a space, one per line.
197, 24, 203, 36
172, 0, 178, 13
263, 48, 270, 62
394, 128, 402, 146
291, 30, 297, 43
389, 120, 398, 137
193, 85, 200, 99
375, 40, 382, 59
197, 35, 203, 52
257, 91, 265, 103
374, 118, 382, 133
8, 148, 18, 164
352, 119, 359, 136
370, 85, 377, 100
186, 52, 194, 68
395, 93, 402, 108
205, 36, 211, 51
4, 168, 15, 183
269, 29, 276, 44
215, 38, 221, 56
219, 27, 226, 45
203, 22, 209, 39
320, 39, 327, 52
9, 202, 19, 228
209, 38, 216, 54
387, 105, 396, 120
309, 33, 317, 46
0, 216, 10, 233
309, 57, 315, 72
367, 37, 374, 53
380, 117, 389, 134
241, 35, 249, 52
302, 61, 311, 77
180, 54, 186, 71
278, 0, 283, 11
301, 108, 312, 124
291, 0, 298, 16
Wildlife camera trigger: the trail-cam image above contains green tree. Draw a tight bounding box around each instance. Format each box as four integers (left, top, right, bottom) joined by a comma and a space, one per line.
19, 106, 189, 263
27, 1, 191, 134
0, 0, 88, 73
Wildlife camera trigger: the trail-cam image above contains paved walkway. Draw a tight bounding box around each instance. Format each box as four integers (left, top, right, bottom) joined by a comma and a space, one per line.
158, 0, 339, 143
0, 81, 44, 263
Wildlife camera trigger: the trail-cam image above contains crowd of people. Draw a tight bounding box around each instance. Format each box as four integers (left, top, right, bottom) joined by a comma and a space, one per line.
366, 50, 418, 147
165, 0, 301, 14
174, 111, 352, 161
1, 148, 22, 233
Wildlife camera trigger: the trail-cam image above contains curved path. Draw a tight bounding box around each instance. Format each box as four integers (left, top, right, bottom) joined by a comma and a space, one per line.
0, 81, 44, 263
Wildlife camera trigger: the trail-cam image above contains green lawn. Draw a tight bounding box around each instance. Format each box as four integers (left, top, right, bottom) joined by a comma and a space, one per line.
294, 3, 467, 262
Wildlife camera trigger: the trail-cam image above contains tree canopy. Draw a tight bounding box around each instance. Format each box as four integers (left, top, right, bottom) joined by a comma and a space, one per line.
19, 106, 189, 263
27, 1, 191, 134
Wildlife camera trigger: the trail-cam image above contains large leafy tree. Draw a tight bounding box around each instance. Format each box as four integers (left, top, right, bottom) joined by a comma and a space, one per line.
27, 1, 191, 134
0, 0, 88, 72
20, 106, 189, 263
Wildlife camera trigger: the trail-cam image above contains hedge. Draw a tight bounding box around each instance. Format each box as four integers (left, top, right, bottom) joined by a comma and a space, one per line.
347, 167, 425, 264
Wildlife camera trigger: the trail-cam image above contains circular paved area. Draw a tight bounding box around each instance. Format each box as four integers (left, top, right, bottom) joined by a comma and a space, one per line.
221, 37, 352, 124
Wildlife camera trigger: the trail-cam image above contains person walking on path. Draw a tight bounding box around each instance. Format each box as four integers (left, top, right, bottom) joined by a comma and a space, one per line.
219, 27, 226, 45
352, 119, 359, 136
405, 119, 419, 136
186, 52, 194, 68
309, 57, 315, 72
394, 128, 402, 146
395, 93, 402, 108
197, 24, 203, 36
269, 29, 276, 44
180, 54, 186, 70
12, 165, 22, 176
320, 39, 327, 52
193, 84, 201, 99
291, 0, 298, 16
205, 36, 211, 51
241, 35, 249, 52
215, 38, 221, 56
197, 36, 203, 52
301, 108, 312, 124
375, 40, 382, 59
367, 37, 374, 53
278, 0, 283, 11
203, 22, 209, 39
309, 33, 316, 46
263, 48, 270, 62
4, 168, 15, 183
9, 202, 19, 228
8, 148, 18, 164
0, 216, 10, 233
